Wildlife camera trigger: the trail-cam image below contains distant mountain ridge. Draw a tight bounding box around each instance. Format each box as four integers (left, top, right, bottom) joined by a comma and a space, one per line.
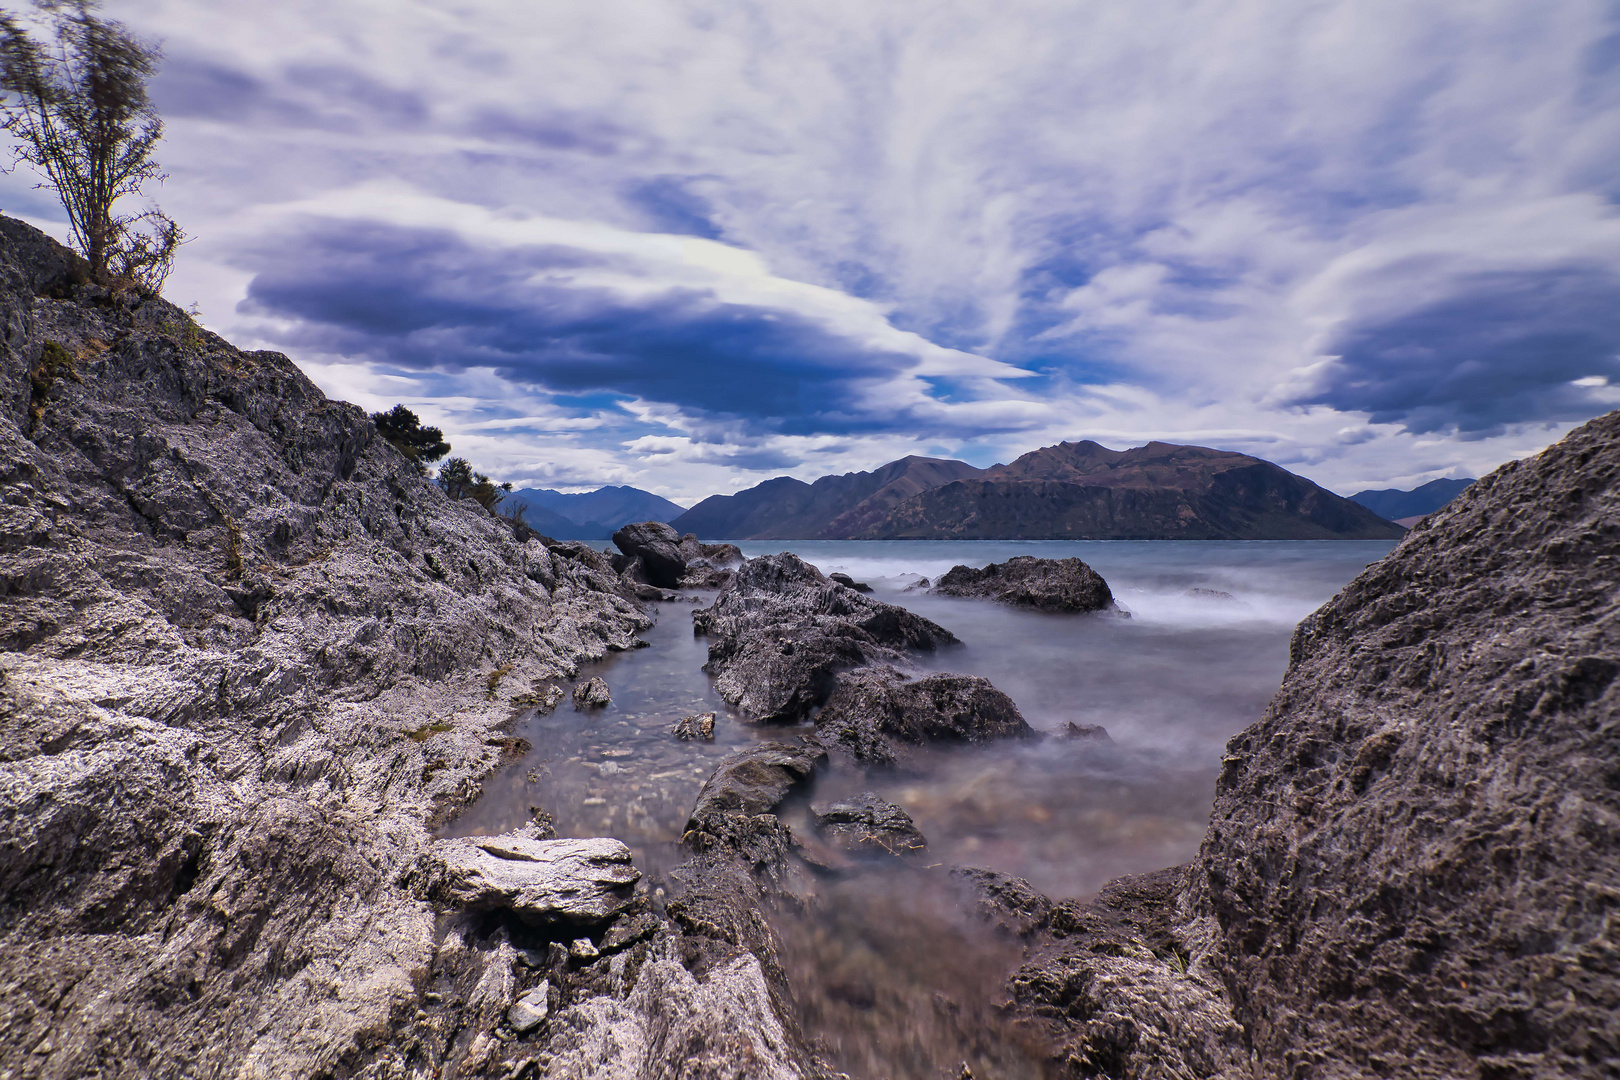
1350, 478, 1476, 522
671, 440, 1405, 541
501, 484, 686, 539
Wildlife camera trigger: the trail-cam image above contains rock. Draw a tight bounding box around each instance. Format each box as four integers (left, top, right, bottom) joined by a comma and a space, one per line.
611, 521, 687, 588
673, 711, 716, 740
811, 792, 926, 857
950, 866, 1053, 937
932, 555, 1114, 612
1184, 586, 1237, 602
430, 835, 641, 926
1061, 721, 1112, 742
829, 572, 873, 593
572, 676, 611, 709
685, 742, 827, 835
693, 553, 957, 722
902, 576, 931, 592
507, 984, 550, 1035
814, 666, 1035, 767
0, 216, 666, 1080
569, 937, 599, 960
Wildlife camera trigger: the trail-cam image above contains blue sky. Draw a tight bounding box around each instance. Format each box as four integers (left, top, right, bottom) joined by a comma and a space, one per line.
7, 0, 1619, 502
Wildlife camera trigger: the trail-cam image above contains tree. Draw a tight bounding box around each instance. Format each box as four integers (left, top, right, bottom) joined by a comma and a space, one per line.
437, 457, 510, 513
0, 0, 182, 292
370, 404, 449, 474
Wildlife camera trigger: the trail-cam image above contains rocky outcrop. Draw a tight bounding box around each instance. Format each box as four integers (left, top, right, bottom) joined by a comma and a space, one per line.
932, 555, 1115, 612
998, 410, 1620, 1078
427, 834, 640, 925
692, 553, 957, 722
612, 520, 742, 589
0, 217, 819, 1080
814, 666, 1035, 767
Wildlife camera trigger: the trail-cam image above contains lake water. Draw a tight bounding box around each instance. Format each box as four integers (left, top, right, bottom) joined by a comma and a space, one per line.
445, 539, 1397, 1078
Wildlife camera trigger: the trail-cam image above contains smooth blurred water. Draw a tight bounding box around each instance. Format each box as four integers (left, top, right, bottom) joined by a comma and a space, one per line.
445, 539, 1396, 1079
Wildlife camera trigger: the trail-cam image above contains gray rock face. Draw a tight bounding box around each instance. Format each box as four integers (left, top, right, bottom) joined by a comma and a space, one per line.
0, 217, 825, 1080
828, 572, 872, 593
932, 555, 1114, 612
814, 666, 1035, 767
686, 742, 827, 836
1001, 410, 1620, 1079
612, 521, 687, 588
811, 792, 926, 857
574, 676, 612, 709
430, 834, 640, 925
693, 553, 957, 722
507, 983, 550, 1034
674, 711, 717, 740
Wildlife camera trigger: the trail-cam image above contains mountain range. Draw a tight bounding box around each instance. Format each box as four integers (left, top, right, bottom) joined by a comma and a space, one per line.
670, 440, 1405, 541
1350, 478, 1476, 525
501, 484, 686, 539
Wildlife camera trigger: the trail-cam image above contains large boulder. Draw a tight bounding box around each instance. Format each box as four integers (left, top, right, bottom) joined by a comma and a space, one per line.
932, 555, 1115, 612
693, 553, 957, 722
612, 521, 687, 588
429, 834, 641, 926
814, 666, 1035, 766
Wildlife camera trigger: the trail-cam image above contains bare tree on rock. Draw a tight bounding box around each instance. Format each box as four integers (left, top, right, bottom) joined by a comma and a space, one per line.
0, 0, 181, 293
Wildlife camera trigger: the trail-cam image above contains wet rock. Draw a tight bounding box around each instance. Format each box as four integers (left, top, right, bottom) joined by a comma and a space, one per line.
573, 676, 611, 709
507, 984, 550, 1035
1184, 586, 1237, 602
811, 792, 926, 857
903, 576, 931, 592
429, 835, 641, 926
674, 711, 717, 740
829, 572, 873, 593
678, 534, 744, 590
694, 553, 956, 722
612, 521, 688, 588
950, 867, 1052, 937
1060, 721, 1112, 742
685, 742, 827, 833
932, 555, 1114, 613
815, 666, 1034, 767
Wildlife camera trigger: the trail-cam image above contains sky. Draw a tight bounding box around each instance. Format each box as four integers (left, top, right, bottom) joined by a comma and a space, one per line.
6, 0, 1620, 503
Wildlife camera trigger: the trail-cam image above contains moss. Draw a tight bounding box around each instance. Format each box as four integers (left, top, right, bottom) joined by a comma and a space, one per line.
28, 341, 81, 424
486, 663, 515, 700
406, 721, 453, 742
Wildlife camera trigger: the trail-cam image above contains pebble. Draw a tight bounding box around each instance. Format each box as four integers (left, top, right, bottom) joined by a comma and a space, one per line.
507, 984, 550, 1034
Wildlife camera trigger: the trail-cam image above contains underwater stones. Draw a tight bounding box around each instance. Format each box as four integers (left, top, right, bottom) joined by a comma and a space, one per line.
811, 792, 926, 857
932, 555, 1114, 613
573, 677, 611, 709
674, 711, 716, 740
694, 553, 956, 722
431, 834, 640, 926
814, 666, 1035, 767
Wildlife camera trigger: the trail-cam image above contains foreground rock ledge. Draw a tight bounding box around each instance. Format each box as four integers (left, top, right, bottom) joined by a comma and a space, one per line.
429, 835, 640, 925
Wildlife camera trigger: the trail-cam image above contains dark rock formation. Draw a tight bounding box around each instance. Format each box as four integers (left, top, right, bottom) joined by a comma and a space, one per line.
814, 666, 1035, 767
933, 555, 1115, 612
999, 410, 1620, 1079
1185, 587, 1238, 602
1061, 721, 1112, 742
951, 867, 1053, 938
811, 792, 926, 857
0, 216, 820, 1079
828, 572, 872, 593
572, 675, 611, 709
613, 520, 689, 588
674, 711, 717, 740
693, 553, 957, 722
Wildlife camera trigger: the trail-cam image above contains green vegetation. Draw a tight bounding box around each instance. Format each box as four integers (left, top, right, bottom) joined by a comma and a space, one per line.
0, 0, 182, 293
28, 339, 78, 423
369, 404, 449, 474
405, 721, 453, 742
437, 456, 512, 512
486, 662, 514, 700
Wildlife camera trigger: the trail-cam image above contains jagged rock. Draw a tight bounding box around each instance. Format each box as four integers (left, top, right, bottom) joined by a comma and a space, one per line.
674, 711, 717, 740
685, 742, 827, 836
573, 676, 611, 709
612, 521, 688, 588
693, 553, 956, 722
950, 867, 1053, 937
814, 666, 1034, 767
1061, 721, 1112, 742
0, 216, 676, 1080
932, 555, 1114, 612
430, 835, 640, 926
828, 572, 872, 593
811, 792, 925, 857
507, 983, 550, 1034
902, 576, 931, 592
1184, 587, 1237, 602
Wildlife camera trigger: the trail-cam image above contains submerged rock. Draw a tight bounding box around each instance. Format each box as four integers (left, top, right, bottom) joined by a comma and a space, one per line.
674, 711, 717, 740
811, 792, 926, 857
694, 552, 957, 722
1184, 586, 1237, 602
815, 666, 1034, 767
932, 555, 1114, 612
573, 676, 611, 709
429, 834, 640, 926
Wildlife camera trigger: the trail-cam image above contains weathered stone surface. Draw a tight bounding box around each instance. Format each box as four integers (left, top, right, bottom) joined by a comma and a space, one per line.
430, 835, 640, 925
613, 521, 688, 588
507, 983, 550, 1034
950, 867, 1053, 938
674, 711, 717, 740
693, 553, 956, 722
686, 742, 827, 836
574, 676, 612, 709
1184, 587, 1237, 602
932, 555, 1115, 612
1061, 721, 1112, 742
811, 792, 926, 857
828, 572, 872, 593
814, 666, 1034, 767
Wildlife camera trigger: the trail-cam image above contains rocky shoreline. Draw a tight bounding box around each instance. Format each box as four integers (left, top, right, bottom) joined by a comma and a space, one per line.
3, 212, 1616, 1080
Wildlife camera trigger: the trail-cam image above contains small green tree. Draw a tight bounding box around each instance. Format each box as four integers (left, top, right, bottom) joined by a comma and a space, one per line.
437, 457, 510, 513
370, 404, 449, 474
0, 0, 181, 292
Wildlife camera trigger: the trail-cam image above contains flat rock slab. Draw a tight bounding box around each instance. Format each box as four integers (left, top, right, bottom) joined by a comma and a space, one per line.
433, 835, 640, 926
933, 555, 1114, 612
